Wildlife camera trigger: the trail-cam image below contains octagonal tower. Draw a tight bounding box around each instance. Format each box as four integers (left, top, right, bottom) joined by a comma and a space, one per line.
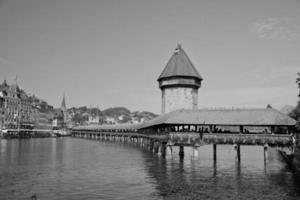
158, 44, 203, 114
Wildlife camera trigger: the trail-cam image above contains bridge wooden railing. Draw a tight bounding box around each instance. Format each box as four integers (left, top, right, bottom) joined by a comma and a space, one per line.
71, 130, 168, 141
72, 129, 293, 147
168, 132, 292, 146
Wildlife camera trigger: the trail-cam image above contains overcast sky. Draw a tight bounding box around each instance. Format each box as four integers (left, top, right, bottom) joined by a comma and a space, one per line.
0, 0, 299, 113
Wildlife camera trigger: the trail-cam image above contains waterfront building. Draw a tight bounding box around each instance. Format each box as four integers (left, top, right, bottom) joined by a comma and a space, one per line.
105, 116, 116, 124
0, 80, 34, 129
158, 44, 203, 114
52, 109, 64, 128
0, 80, 56, 130
88, 113, 100, 124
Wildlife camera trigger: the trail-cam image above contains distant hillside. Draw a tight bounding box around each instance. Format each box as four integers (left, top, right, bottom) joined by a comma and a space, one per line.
280, 105, 295, 115
102, 107, 131, 118
67, 106, 158, 125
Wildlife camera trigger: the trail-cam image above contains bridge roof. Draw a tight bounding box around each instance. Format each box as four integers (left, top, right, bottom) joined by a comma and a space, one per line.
72, 123, 143, 131
157, 44, 202, 81
140, 108, 297, 128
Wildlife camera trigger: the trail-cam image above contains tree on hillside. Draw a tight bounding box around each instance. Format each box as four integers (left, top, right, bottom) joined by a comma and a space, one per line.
297, 72, 300, 92
289, 72, 300, 130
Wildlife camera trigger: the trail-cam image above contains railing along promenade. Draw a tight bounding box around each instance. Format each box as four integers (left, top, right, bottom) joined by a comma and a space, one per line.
1, 129, 65, 138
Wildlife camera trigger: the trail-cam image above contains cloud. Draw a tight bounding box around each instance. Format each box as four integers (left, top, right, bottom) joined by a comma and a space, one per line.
251, 17, 300, 41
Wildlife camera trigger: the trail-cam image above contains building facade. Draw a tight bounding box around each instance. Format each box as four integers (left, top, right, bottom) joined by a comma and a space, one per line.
0, 80, 34, 129
158, 45, 203, 114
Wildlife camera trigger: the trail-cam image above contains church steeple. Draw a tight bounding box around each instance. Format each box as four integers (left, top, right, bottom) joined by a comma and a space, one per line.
61, 93, 66, 110
60, 93, 68, 125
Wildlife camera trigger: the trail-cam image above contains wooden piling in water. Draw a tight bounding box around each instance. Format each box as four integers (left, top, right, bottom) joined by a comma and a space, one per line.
213, 144, 217, 161
237, 144, 241, 162
179, 145, 184, 158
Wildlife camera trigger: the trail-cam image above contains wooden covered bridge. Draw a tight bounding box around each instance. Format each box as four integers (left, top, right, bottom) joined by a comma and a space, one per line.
72, 108, 297, 161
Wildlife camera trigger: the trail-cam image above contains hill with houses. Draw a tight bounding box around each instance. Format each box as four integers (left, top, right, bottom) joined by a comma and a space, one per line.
67, 106, 158, 126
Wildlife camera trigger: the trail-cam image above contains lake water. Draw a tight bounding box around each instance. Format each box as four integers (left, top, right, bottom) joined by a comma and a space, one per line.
1, 137, 300, 200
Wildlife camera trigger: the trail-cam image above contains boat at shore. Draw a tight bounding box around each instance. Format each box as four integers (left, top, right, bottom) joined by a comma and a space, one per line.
53, 128, 71, 137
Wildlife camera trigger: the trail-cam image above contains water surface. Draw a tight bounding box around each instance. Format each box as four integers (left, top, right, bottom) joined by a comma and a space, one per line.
0, 138, 300, 200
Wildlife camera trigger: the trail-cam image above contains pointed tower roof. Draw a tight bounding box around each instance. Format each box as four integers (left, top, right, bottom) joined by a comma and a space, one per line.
158, 44, 203, 81
61, 94, 66, 109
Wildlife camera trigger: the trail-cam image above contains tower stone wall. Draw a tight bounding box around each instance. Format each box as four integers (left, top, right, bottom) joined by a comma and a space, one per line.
162, 87, 198, 114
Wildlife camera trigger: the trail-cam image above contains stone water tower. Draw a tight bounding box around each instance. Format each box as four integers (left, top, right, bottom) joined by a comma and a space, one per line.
158, 44, 203, 114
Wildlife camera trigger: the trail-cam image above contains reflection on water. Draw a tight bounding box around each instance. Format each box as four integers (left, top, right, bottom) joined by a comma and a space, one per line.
0, 138, 300, 200
146, 145, 300, 199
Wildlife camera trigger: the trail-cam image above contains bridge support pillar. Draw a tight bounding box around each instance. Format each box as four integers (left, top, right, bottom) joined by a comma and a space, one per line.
193, 146, 199, 158
157, 143, 162, 156
146, 138, 149, 149
213, 144, 217, 161
160, 142, 167, 157
263, 144, 268, 163
150, 140, 154, 152
157, 144, 161, 156
166, 145, 173, 156
179, 145, 184, 158
237, 144, 241, 163
154, 142, 159, 153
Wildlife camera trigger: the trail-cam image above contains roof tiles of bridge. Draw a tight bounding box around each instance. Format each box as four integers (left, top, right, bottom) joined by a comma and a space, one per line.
140, 108, 297, 129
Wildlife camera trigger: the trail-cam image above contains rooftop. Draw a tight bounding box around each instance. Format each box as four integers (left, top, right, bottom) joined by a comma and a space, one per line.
158, 44, 203, 81
140, 108, 297, 128
73, 108, 297, 131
